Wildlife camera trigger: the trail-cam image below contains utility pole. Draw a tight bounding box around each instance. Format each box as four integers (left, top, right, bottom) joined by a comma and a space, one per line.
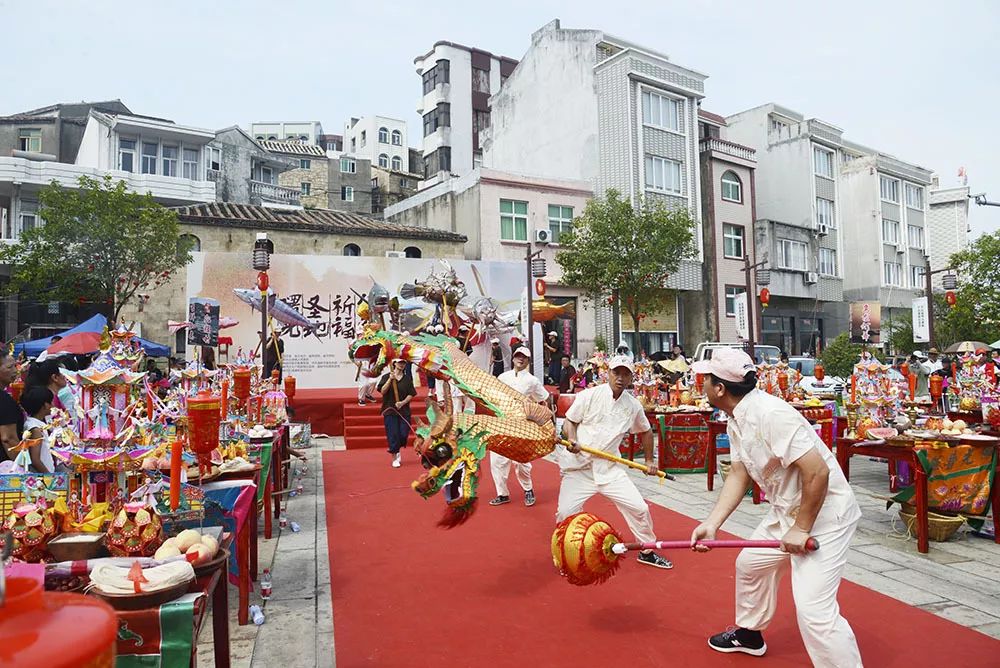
743, 254, 768, 359
922, 254, 957, 350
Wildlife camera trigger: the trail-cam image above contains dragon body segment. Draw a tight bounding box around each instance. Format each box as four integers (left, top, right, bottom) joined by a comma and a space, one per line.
349, 329, 556, 524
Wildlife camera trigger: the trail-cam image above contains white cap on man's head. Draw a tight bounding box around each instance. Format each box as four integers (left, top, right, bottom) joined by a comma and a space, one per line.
513, 346, 532, 358
490, 337, 500, 344
608, 355, 634, 373
691, 348, 756, 383
547, 331, 558, 338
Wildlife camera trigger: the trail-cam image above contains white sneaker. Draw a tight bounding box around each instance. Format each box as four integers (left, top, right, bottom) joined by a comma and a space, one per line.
391, 453, 401, 468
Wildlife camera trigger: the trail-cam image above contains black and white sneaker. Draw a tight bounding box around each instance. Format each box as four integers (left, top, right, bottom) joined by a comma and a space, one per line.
708, 627, 767, 656
488, 495, 510, 506
524, 490, 536, 507
636, 551, 673, 569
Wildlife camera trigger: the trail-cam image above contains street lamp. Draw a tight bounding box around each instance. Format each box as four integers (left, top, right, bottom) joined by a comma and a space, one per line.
525, 240, 546, 379
253, 233, 274, 365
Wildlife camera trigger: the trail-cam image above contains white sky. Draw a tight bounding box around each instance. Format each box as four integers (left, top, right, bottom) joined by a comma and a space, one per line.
3, 0, 998, 236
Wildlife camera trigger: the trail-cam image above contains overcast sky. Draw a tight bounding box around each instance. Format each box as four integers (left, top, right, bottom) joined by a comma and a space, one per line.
3, 0, 998, 237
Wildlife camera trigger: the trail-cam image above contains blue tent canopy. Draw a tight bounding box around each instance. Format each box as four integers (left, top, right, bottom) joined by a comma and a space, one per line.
13, 313, 171, 358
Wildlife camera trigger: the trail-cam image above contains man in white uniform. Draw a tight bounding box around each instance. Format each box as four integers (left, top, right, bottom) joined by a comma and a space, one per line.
689, 348, 863, 667
559, 356, 672, 569
489, 347, 550, 507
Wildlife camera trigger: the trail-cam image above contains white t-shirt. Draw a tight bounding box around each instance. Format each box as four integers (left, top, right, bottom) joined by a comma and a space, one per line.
727, 389, 861, 535
561, 385, 650, 484
497, 369, 549, 402
24, 416, 55, 474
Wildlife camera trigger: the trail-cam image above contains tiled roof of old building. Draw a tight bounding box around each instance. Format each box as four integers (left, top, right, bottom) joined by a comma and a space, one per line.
698, 110, 727, 126
172, 202, 467, 242
256, 140, 326, 157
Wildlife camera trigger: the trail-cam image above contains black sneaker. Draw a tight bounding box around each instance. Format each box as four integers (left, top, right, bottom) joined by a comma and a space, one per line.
524, 490, 536, 506
636, 551, 673, 569
708, 627, 766, 656
488, 495, 510, 506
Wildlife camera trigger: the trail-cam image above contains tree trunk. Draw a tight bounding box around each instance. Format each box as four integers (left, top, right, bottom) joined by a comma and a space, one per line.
629, 303, 642, 357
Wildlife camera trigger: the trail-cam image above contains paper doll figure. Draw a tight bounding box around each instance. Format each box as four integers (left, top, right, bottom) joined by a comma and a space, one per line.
130, 474, 167, 511
86, 396, 115, 440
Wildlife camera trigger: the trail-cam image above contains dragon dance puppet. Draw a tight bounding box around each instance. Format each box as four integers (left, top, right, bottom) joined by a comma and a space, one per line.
348, 327, 556, 526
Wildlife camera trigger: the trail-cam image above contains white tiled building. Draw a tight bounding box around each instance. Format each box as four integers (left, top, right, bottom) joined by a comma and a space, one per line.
483, 19, 707, 352
927, 182, 970, 288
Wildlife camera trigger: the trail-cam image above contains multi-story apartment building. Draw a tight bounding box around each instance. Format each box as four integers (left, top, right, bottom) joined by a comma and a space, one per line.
0, 99, 217, 338
726, 103, 933, 354
250, 121, 324, 145
208, 127, 300, 208
839, 146, 934, 336
697, 111, 758, 344
483, 19, 707, 353
927, 181, 970, 288
260, 140, 373, 214
414, 40, 517, 188
343, 116, 408, 172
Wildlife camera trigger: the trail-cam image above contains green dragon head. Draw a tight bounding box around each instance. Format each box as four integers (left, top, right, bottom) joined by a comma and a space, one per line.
347, 326, 402, 378
411, 400, 487, 527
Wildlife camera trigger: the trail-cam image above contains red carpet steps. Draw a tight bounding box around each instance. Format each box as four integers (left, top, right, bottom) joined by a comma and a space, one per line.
342, 397, 427, 449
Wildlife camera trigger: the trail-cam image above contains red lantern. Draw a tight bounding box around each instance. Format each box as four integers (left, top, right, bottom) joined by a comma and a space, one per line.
257, 271, 269, 292
535, 279, 546, 297
187, 391, 221, 475
232, 367, 252, 406
284, 375, 297, 400
759, 287, 770, 309
814, 362, 825, 382
945, 290, 957, 308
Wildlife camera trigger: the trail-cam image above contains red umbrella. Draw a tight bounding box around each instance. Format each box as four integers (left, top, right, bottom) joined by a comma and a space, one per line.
46, 331, 102, 355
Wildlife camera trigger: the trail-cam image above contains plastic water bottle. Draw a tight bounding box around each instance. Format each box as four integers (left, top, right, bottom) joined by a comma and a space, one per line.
249, 605, 265, 625
260, 568, 272, 600
290, 521, 301, 533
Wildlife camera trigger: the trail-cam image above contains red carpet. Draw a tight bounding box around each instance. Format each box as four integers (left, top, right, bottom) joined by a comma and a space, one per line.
323, 450, 1000, 667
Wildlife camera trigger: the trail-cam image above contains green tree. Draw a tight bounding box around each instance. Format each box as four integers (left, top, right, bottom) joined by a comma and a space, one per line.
887, 294, 994, 354
0, 175, 194, 321
820, 333, 883, 378
555, 189, 697, 349
951, 230, 1000, 330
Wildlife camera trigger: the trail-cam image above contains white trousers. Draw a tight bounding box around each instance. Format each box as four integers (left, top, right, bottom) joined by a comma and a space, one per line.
555, 468, 655, 544
451, 395, 473, 414
490, 452, 533, 497
358, 377, 377, 402
735, 518, 863, 668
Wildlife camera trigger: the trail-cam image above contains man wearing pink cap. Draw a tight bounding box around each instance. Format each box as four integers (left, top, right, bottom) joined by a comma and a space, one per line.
489, 346, 550, 507
559, 355, 672, 569
689, 348, 862, 666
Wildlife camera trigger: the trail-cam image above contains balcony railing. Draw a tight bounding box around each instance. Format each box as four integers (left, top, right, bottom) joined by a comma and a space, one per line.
699, 137, 756, 162
249, 180, 301, 206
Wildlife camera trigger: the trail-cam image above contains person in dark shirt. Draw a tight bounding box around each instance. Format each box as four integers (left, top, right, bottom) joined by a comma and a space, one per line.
0, 350, 25, 461
558, 355, 576, 394
262, 332, 284, 381
377, 359, 416, 468
490, 338, 505, 376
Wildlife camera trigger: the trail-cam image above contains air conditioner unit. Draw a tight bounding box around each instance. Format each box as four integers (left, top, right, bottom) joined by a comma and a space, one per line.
817, 223, 829, 236
385, 250, 406, 258
534, 228, 552, 245
896, 246, 905, 255
804, 272, 819, 284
